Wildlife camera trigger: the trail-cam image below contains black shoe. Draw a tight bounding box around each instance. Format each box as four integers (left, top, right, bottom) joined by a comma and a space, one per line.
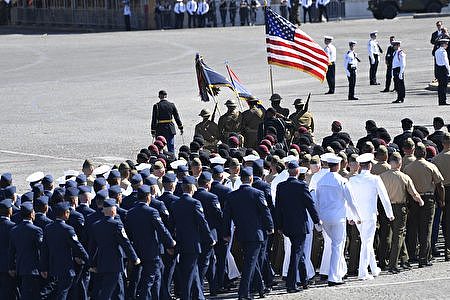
325, 91, 334, 94
388, 267, 401, 274
381, 89, 389, 92
370, 82, 381, 85
320, 274, 328, 281
400, 262, 412, 270
264, 287, 272, 294
302, 282, 309, 290
287, 288, 301, 293
348, 97, 359, 100
439, 102, 450, 105
258, 291, 266, 298
419, 261, 433, 268
445, 256, 449, 262
328, 281, 345, 286
392, 99, 402, 103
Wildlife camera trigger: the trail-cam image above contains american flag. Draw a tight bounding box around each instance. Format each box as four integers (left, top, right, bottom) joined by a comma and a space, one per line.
265, 8, 329, 82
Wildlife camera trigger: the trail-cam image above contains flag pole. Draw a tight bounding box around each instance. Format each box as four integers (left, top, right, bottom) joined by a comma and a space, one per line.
225, 61, 245, 112
269, 65, 274, 95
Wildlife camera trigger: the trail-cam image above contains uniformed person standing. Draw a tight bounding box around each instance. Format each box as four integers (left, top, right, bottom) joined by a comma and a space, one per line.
380, 152, 424, 273
289, 98, 315, 133
431, 133, 450, 261
382, 36, 396, 92
368, 31, 382, 85
269, 93, 289, 118
0, 199, 17, 300
174, 0, 186, 29
434, 38, 450, 105
218, 99, 242, 142
151, 90, 184, 153
8, 202, 43, 300
391, 40, 406, 103
195, 108, 220, 151
40, 202, 89, 300
404, 143, 445, 267
223, 167, 274, 299
240, 97, 264, 148
324, 36, 336, 94
344, 41, 360, 100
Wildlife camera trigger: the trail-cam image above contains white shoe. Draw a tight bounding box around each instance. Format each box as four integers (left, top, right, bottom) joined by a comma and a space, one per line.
358, 275, 374, 281
372, 267, 381, 277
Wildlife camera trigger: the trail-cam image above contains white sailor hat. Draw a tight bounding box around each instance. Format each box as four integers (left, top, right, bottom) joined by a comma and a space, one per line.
349, 40, 357, 45
26, 171, 45, 183
92, 165, 111, 176
370, 30, 378, 35
282, 155, 298, 163
56, 176, 66, 186
356, 153, 375, 163
320, 152, 334, 162
325, 154, 342, 164
64, 169, 80, 178
243, 154, 260, 162
135, 163, 152, 171
324, 35, 334, 40
392, 40, 402, 45
210, 156, 227, 165
299, 167, 309, 174
170, 159, 187, 170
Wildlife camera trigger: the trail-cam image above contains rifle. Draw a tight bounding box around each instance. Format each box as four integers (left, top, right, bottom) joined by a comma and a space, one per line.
304, 92, 311, 112
211, 102, 218, 122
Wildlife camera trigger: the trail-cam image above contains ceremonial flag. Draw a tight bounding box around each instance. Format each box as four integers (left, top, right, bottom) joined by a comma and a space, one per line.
225, 64, 254, 101
265, 7, 329, 82
195, 53, 235, 102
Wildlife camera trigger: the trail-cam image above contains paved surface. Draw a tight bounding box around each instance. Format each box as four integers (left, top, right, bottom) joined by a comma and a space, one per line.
1, 16, 450, 298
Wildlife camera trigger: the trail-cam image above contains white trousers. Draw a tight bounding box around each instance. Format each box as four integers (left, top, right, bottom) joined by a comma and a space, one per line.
282, 214, 315, 280
356, 220, 380, 279
226, 222, 240, 279
322, 222, 347, 283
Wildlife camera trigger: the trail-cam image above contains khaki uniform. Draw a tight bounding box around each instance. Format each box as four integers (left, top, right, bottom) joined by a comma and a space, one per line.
432, 150, 450, 258
289, 110, 315, 132
404, 158, 444, 264
194, 120, 220, 150
401, 154, 416, 171
371, 161, 390, 175
240, 107, 264, 148
381, 169, 419, 269
218, 110, 242, 141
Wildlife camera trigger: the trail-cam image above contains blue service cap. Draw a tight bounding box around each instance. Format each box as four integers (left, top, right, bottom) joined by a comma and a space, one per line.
32, 183, 44, 195
65, 187, 79, 198
139, 168, 151, 179
0, 172, 12, 185
253, 159, 264, 169
162, 173, 177, 183
288, 161, 300, 169
3, 186, 16, 198
144, 176, 158, 186
241, 167, 253, 177
78, 185, 91, 194
212, 165, 224, 174
21, 191, 34, 203
109, 185, 122, 198
21, 202, 34, 213
130, 174, 143, 185
94, 177, 107, 187
199, 171, 212, 182
76, 174, 87, 185
65, 180, 77, 188
137, 184, 151, 199
53, 201, 71, 215
177, 165, 189, 173
35, 195, 49, 206
103, 198, 118, 208
182, 176, 196, 185
108, 169, 121, 180
95, 189, 109, 201
0, 198, 13, 209
42, 175, 54, 185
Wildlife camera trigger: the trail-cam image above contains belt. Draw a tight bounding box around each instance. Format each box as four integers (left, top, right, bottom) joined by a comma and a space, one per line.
420, 192, 434, 196
157, 119, 173, 124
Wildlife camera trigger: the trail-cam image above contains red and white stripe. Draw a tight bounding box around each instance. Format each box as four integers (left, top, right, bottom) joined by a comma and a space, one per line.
266, 29, 329, 81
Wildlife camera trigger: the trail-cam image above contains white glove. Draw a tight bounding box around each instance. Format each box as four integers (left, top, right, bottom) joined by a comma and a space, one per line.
314, 223, 323, 232
399, 73, 403, 80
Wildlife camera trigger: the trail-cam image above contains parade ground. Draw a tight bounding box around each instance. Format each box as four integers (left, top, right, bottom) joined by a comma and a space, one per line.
1, 15, 450, 299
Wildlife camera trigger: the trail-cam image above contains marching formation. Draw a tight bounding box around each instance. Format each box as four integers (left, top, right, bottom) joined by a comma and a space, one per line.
1, 87, 449, 300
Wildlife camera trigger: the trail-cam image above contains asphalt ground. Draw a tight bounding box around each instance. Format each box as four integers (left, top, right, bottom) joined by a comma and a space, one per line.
1, 15, 450, 299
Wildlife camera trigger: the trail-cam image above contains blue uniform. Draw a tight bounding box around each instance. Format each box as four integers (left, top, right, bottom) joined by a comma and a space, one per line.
8, 220, 43, 299
33, 212, 53, 230
171, 193, 213, 300
157, 191, 179, 299
76, 204, 95, 219
127, 202, 175, 300
275, 177, 320, 289
41, 219, 89, 300
0, 216, 17, 300
193, 187, 222, 294
223, 184, 274, 299
89, 216, 138, 300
